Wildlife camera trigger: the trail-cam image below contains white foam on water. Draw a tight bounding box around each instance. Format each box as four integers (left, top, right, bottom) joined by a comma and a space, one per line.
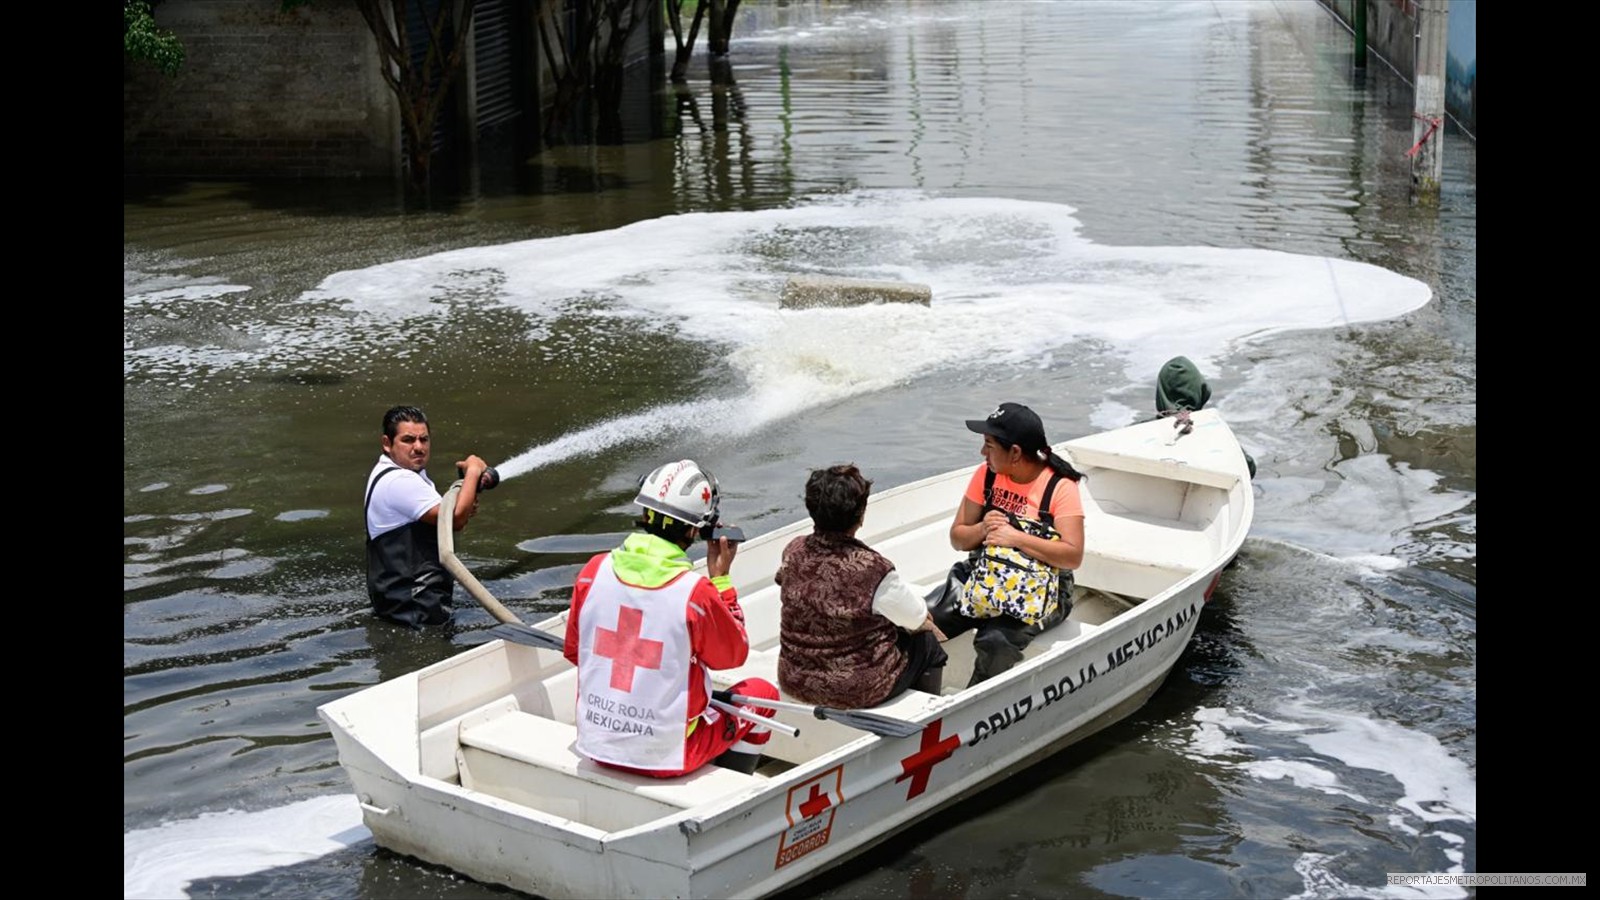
1088, 398, 1143, 431
1252, 454, 1468, 561
124, 283, 252, 308
123, 794, 368, 900
1244, 535, 1412, 579
308, 196, 1428, 381
127, 196, 1431, 454
1188, 704, 1474, 826
1283, 701, 1476, 825
1249, 759, 1370, 804
298, 195, 1427, 481
1184, 706, 1310, 761
1184, 703, 1475, 899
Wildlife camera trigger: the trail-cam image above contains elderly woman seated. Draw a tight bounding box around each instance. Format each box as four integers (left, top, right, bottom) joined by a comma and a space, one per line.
776, 464, 948, 707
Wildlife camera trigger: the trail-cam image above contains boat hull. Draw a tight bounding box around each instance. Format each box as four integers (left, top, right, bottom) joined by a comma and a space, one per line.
323, 570, 1219, 898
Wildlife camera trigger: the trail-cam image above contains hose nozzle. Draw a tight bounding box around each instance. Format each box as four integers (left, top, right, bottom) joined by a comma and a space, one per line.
459, 465, 501, 491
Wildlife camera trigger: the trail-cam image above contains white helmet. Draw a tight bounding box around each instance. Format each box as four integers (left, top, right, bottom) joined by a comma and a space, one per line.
634, 459, 721, 528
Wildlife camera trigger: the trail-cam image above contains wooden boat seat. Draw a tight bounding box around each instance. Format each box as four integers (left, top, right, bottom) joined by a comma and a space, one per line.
419, 693, 523, 782
1064, 416, 1242, 491
1086, 509, 1215, 572
708, 647, 780, 689
708, 647, 951, 718
733, 584, 783, 654
705, 645, 958, 758
457, 710, 762, 830
1075, 482, 1220, 598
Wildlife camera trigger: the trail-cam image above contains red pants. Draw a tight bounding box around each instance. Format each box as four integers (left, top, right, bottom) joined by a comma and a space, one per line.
602, 677, 779, 778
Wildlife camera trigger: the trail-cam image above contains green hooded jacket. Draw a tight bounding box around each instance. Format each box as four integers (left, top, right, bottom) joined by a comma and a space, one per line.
610, 532, 734, 593
1155, 356, 1213, 413
1151, 356, 1256, 479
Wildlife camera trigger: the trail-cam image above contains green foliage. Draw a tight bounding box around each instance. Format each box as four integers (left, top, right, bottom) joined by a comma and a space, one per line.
124, 1, 185, 76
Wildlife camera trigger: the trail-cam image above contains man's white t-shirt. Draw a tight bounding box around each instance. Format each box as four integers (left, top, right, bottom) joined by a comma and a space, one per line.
365, 457, 442, 539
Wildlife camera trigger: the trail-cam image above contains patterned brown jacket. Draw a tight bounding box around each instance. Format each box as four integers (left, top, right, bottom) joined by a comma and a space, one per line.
777, 531, 904, 709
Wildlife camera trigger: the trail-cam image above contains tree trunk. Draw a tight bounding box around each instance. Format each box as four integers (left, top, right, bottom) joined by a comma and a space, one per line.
708, 0, 741, 57
539, 0, 651, 145
668, 0, 707, 83
594, 0, 644, 143
355, 0, 479, 194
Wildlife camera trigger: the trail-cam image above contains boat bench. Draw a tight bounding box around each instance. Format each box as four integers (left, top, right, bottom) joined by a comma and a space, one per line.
456, 709, 762, 832
709, 645, 957, 755
1065, 428, 1241, 492
1076, 486, 1220, 598
707, 649, 853, 760
708, 646, 781, 690
1086, 510, 1215, 572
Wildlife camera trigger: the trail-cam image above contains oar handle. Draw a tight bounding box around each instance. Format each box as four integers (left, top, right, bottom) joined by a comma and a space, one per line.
719, 691, 827, 720
709, 699, 799, 738
719, 691, 924, 739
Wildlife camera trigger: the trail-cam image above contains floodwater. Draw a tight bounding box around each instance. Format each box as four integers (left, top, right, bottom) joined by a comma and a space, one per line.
124, 2, 1477, 898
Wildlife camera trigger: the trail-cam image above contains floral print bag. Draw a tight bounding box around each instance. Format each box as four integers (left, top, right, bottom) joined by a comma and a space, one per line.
955, 511, 1062, 625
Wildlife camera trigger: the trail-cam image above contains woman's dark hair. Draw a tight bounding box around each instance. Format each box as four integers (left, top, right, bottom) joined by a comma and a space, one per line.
997, 434, 1084, 482
805, 464, 873, 533
1038, 447, 1084, 481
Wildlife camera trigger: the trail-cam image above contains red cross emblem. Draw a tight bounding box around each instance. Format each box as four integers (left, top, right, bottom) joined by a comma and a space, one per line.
896, 718, 960, 800
777, 766, 844, 869
798, 783, 832, 818
593, 606, 664, 692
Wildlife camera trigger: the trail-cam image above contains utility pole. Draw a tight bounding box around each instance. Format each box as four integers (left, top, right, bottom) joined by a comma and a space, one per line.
1410, 0, 1447, 201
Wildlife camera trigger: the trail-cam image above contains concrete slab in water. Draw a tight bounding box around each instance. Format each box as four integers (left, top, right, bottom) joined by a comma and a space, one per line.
780, 275, 933, 309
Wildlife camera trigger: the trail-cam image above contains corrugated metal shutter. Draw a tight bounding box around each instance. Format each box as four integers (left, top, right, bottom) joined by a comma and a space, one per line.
474, 0, 518, 131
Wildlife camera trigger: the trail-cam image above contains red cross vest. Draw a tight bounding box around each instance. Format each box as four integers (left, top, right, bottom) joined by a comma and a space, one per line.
574, 558, 700, 771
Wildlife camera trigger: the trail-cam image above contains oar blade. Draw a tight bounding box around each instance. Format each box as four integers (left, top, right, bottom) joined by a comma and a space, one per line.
820, 707, 925, 739
488, 622, 564, 652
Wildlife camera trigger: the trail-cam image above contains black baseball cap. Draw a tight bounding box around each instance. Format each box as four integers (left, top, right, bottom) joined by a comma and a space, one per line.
965, 402, 1048, 453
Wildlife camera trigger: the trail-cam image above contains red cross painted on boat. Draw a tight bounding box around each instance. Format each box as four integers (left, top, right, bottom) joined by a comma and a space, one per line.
896, 718, 959, 800
593, 606, 664, 692
798, 783, 832, 819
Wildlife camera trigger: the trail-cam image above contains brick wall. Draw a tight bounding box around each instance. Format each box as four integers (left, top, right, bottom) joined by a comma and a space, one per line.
124, 0, 398, 178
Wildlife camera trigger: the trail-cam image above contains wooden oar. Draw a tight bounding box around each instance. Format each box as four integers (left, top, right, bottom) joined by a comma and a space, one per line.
714, 691, 924, 739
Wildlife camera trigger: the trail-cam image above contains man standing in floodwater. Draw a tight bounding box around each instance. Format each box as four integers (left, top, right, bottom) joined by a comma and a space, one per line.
363, 405, 493, 628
